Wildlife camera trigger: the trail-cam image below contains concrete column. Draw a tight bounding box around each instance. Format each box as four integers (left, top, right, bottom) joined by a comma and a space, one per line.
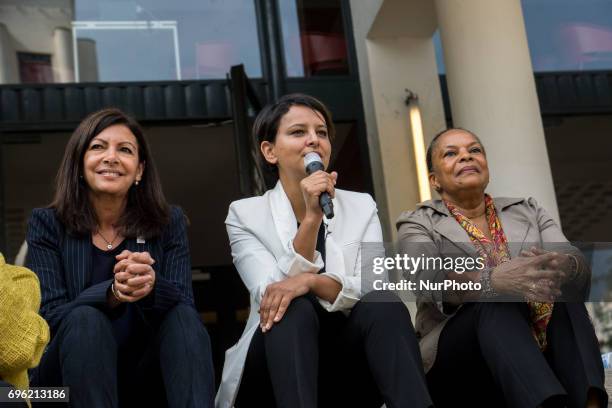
0, 23, 19, 84
366, 37, 446, 231
77, 38, 99, 82
349, 0, 447, 320
350, 0, 447, 241
435, 0, 560, 222
52, 27, 75, 83
349, 0, 390, 238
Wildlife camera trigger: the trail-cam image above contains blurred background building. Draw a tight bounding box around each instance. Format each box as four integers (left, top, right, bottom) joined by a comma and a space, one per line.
0, 0, 611, 378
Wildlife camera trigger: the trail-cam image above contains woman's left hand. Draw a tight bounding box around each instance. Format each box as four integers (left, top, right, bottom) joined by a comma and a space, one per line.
259, 273, 314, 333
113, 250, 156, 302
520, 247, 577, 290
520, 247, 574, 282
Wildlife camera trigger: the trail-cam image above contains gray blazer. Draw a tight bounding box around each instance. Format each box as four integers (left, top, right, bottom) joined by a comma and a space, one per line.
396, 197, 589, 372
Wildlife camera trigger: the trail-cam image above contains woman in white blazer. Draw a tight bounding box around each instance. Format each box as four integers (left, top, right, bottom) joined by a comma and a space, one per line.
216, 94, 432, 408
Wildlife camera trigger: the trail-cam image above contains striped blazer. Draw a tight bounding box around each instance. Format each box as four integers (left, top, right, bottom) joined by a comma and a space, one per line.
25, 206, 194, 336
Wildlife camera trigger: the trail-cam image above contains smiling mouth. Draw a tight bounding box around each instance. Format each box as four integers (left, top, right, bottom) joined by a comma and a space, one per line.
97, 170, 123, 177
457, 167, 479, 175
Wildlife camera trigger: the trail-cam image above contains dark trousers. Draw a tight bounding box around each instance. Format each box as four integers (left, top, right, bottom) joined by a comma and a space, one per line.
31, 304, 215, 408
235, 290, 433, 408
0, 381, 27, 408
427, 302, 608, 408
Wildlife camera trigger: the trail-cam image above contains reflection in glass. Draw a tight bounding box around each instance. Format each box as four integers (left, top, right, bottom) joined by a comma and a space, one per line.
18, 52, 53, 83
279, 0, 350, 77
0, 1, 75, 84
521, 0, 612, 71
0, 0, 262, 84
73, 21, 180, 82
432, 0, 612, 73
72, 0, 262, 82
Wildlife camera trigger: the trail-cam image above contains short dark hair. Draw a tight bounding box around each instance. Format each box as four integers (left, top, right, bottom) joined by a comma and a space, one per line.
252, 93, 335, 175
50, 108, 171, 238
426, 127, 485, 172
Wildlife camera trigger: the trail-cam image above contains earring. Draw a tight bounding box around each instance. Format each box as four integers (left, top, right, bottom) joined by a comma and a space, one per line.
135, 180, 140, 186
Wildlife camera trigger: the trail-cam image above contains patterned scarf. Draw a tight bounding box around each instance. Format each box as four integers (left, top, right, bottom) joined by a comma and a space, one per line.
444, 194, 553, 351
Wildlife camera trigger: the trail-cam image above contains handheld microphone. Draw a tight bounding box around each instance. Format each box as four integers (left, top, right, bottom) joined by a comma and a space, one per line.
304, 152, 334, 219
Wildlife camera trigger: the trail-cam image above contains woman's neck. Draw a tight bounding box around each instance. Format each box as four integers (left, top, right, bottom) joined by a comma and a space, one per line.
89, 193, 126, 230
442, 190, 486, 219
279, 173, 307, 222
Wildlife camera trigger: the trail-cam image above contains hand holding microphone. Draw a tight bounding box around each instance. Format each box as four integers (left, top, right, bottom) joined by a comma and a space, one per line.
302, 152, 336, 219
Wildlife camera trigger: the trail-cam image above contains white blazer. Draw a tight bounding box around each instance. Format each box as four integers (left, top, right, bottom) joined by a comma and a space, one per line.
215, 181, 384, 407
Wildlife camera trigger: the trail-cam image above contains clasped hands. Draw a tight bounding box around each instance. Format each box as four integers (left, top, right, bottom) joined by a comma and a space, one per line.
111, 250, 156, 303
491, 247, 575, 303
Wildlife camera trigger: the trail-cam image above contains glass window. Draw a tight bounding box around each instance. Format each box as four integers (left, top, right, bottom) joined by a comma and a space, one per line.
279, 0, 350, 77
433, 31, 445, 74
521, 0, 612, 71
433, 0, 612, 73
0, 0, 262, 84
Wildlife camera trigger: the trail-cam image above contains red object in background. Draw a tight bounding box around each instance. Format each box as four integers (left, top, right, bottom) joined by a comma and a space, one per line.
560, 23, 612, 69
300, 32, 348, 76
18, 52, 54, 84
195, 42, 235, 79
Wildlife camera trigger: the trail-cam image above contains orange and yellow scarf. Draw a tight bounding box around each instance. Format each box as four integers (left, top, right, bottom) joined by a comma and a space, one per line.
444, 194, 553, 350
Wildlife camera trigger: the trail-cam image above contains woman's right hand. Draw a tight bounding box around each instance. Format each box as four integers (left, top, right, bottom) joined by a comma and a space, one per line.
259, 273, 313, 333
490, 252, 565, 302
300, 170, 337, 220
111, 250, 156, 303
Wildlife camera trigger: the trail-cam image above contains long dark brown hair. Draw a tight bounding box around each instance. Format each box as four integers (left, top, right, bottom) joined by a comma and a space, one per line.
50, 108, 170, 238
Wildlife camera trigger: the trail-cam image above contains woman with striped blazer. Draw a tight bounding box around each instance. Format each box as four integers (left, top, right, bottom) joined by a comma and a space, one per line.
26, 108, 214, 408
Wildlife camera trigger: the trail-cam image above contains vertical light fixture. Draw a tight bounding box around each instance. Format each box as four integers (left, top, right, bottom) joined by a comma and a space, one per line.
405, 91, 431, 202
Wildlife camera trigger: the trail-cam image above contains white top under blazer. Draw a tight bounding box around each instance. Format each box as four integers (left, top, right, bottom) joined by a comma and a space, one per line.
215, 181, 384, 407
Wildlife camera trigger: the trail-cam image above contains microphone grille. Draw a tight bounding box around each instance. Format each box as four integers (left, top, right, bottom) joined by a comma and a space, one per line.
304, 152, 322, 169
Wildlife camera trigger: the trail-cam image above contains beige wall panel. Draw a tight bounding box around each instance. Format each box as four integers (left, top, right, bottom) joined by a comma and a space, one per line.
366, 36, 446, 239
350, 0, 446, 240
